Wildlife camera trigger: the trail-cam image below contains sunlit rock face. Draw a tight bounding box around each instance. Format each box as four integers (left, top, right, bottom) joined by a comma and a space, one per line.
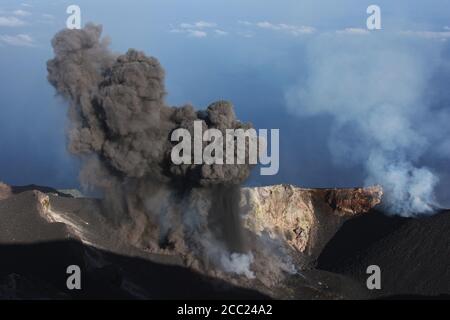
241, 185, 383, 264
139, 184, 383, 295
0, 182, 12, 201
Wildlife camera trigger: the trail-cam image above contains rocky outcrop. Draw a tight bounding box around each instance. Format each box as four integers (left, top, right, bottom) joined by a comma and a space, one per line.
0, 183, 383, 299
241, 185, 383, 265
0, 182, 12, 201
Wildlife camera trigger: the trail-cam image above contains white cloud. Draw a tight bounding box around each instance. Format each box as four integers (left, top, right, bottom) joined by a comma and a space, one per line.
194, 21, 216, 29
238, 20, 252, 26
400, 30, 450, 40
0, 16, 26, 27
42, 14, 55, 19
279, 23, 315, 35
0, 34, 34, 46
214, 29, 228, 36
179, 21, 216, 29
238, 21, 450, 41
245, 21, 315, 36
335, 28, 450, 40
37, 13, 56, 25
13, 9, 31, 17
189, 30, 207, 38
170, 21, 220, 38
255, 21, 276, 29
336, 28, 370, 35
179, 23, 193, 29
170, 28, 207, 38
237, 31, 254, 38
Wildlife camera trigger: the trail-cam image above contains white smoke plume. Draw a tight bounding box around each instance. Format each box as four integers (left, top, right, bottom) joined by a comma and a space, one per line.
220, 252, 255, 279
286, 33, 450, 216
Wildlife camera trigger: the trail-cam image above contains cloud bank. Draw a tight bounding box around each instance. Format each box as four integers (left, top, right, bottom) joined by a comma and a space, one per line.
0, 34, 33, 46
0, 16, 26, 27
170, 21, 226, 38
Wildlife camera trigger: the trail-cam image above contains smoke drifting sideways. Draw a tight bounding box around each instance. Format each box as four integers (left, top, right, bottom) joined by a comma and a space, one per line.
47, 24, 256, 278
286, 33, 450, 217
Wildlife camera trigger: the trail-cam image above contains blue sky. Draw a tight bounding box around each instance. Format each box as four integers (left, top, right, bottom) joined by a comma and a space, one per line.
0, 1, 449, 207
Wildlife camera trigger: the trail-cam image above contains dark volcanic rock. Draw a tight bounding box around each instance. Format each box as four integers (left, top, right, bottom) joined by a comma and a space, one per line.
0, 190, 267, 299
0, 183, 383, 299
11, 184, 74, 198
318, 209, 450, 298
0, 191, 76, 244
0, 240, 269, 299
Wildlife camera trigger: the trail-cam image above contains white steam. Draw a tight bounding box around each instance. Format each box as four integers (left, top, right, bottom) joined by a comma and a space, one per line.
220, 252, 255, 279
286, 33, 449, 216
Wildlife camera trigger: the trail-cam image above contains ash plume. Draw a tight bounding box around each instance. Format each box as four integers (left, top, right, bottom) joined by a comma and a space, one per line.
47, 24, 252, 187
47, 24, 254, 275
